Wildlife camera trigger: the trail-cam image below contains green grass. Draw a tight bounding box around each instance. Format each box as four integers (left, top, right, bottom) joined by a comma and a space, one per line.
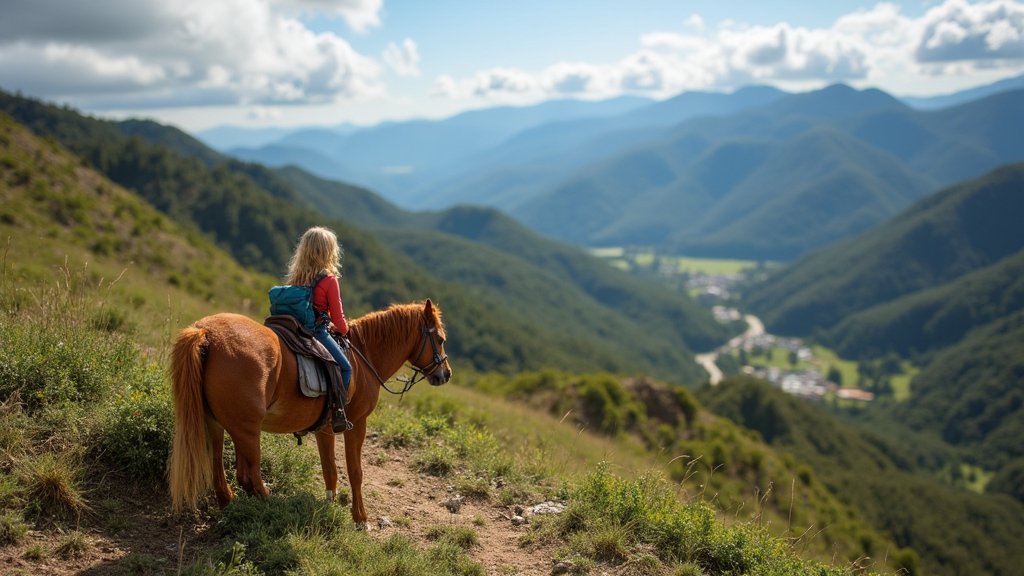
889, 361, 918, 401
0, 511, 28, 546
55, 530, 91, 560
589, 247, 761, 276
672, 256, 761, 275
811, 346, 859, 387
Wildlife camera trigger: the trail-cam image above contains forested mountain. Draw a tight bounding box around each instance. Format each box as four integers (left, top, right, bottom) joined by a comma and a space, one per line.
698, 378, 1024, 576
0, 90, 727, 382
742, 160, 1024, 517
224, 95, 653, 204
511, 86, 1024, 259
746, 163, 1024, 337
411, 85, 788, 209
213, 82, 1024, 263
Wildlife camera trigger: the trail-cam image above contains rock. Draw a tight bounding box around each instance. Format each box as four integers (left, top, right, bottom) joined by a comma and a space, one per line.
529, 501, 566, 516
378, 516, 394, 529
444, 494, 464, 513
511, 515, 527, 526
552, 560, 573, 575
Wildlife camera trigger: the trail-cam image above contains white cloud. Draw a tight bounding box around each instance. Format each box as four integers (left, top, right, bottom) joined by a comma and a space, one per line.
684, 14, 706, 33
383, 38, 421, 77
916, 0, 1024, 61
432, 0, 1024, 102
471, 68, 538, 97
272, 0, 383, 33
542, 62, 617, 95
0, 0, 382, 109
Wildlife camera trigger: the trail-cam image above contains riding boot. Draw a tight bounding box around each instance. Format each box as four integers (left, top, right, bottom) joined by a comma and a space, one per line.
330, 370, 353, 433
332, 406, 352, 433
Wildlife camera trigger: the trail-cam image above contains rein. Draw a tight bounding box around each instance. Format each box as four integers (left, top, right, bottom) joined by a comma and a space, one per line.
348, 323, 447, 400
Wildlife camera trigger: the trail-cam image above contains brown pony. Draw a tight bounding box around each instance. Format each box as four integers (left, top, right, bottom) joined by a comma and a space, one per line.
167, 299, 451, 525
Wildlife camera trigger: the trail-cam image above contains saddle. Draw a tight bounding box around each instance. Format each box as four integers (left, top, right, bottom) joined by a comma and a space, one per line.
264, 315, 351, 442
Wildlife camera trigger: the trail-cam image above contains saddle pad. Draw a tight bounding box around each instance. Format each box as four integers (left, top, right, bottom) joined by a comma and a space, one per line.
297, 354, 328, 398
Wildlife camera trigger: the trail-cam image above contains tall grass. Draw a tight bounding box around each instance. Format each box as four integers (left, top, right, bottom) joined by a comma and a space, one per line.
1, 262, 486, 574
0, 263, 174, 495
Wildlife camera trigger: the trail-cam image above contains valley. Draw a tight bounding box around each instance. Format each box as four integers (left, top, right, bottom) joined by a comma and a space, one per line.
2, 68, 1024, 576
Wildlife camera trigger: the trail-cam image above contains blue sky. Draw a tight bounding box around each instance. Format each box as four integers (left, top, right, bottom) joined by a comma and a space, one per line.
1, 0, 1022, 131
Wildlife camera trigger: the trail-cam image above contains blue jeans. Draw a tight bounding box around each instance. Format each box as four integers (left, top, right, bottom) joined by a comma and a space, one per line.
313, 326, 353, 389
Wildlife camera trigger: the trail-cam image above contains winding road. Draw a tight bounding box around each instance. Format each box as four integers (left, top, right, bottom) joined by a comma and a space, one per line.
696, 314, 764, 385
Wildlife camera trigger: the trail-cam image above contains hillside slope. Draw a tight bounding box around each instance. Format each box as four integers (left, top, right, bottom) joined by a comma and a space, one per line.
0, 113, 272, 338
698, 378, 1024, 576
746, 163, 1024, 337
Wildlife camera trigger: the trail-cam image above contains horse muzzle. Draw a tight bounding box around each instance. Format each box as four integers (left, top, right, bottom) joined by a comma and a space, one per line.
428, 365, 452, 386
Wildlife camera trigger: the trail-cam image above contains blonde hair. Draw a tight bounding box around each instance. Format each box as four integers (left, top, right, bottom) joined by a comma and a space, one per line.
285, 226, 342, 285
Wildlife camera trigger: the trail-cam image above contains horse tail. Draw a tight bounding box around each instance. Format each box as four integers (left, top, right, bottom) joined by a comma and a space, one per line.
168, 325, 213, 514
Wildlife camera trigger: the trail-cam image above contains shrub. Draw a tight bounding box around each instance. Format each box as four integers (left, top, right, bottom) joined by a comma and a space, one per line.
259, 434, 320, 496
55, 530, 91, 559
0, 314, 141, 411
96, 373, 173, 482
415, 445, 456, 477
119, 552, 165, 575
426, 525, 478, 550
0, 399, 32, 457
16, 452, 89, 519
0, 511, 28, 546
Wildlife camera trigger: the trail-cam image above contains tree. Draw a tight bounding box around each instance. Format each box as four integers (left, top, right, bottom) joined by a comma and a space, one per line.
827, 366, 843, 385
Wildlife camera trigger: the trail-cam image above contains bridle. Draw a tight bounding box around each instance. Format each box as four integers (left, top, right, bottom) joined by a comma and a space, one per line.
349, 322, 448, 398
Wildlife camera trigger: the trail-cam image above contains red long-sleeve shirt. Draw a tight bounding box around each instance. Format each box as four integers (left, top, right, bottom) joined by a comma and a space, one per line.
312, 274, 349, 336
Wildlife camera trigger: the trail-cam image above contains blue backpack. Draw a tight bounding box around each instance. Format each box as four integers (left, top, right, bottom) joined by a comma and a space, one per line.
268, 272, 327, 331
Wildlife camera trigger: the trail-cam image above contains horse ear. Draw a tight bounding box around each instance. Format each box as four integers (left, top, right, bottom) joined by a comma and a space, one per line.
423, 298, 434, 317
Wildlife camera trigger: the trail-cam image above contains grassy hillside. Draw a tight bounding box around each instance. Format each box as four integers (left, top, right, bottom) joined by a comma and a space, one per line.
0, 114, 271, 345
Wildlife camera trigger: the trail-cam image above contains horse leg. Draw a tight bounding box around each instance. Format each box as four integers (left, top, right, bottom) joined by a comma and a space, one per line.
207, 417, 234, 508
343, 419, 369, 526
230, 430, 270, 497
314, 428, 338, 501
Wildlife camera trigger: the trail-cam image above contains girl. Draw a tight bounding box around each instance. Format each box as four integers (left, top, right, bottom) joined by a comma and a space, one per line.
285, 226, 353, 432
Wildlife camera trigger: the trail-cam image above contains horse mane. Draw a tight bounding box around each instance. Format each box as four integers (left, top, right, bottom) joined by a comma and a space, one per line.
350, 301, 444, 351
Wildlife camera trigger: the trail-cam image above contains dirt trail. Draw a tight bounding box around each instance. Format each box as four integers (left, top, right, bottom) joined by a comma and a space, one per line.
357, 434, 557, 576
0, 435, 559, 575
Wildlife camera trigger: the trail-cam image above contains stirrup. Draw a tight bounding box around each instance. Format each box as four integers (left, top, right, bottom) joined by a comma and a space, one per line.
332, 411, 353, 433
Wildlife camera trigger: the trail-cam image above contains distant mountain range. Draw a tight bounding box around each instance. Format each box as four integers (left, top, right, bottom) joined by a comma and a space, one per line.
204, 75, 1024, 261
511, 86, 1023, 260
222, 96, 653, 204
0, 88, 729, 383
